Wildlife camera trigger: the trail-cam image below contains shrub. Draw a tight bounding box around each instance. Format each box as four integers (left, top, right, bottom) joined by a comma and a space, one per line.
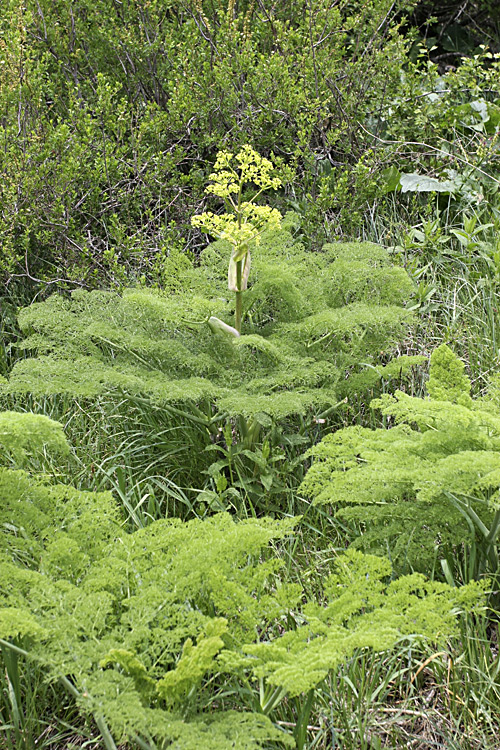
0, 0, 418, 285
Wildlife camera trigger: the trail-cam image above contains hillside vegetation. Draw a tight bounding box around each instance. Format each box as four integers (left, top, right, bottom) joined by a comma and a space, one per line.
1, 2, 500, 749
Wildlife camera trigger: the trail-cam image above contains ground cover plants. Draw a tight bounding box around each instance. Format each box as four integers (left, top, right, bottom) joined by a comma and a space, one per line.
0, 411, 489, 750
2, 1, 500, 748
2, 145, 500, 750
301, 344, 500, 580
0, 148, 421, 515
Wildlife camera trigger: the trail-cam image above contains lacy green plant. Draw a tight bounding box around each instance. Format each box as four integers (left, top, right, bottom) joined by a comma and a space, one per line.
0, 411, 486, 750
1, 221, 420, 513
191, 145, 282, 334
301, 344, 500, 579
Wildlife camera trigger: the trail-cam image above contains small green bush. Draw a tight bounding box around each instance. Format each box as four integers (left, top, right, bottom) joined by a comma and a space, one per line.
5, 225, 416, 413
301, 343, 500, 578
2, 220, 421, 512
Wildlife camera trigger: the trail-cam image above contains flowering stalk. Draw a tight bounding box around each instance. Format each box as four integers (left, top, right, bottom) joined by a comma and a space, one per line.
191, 145, 282, 334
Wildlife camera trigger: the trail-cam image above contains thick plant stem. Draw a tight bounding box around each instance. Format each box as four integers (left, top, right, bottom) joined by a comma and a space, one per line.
235, 258, 243, 333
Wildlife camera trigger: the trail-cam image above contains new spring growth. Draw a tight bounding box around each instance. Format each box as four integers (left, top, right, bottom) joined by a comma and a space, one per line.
192, 145, 282, 333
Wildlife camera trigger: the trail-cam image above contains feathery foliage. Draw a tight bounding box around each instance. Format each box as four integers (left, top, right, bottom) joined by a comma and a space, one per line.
2, 218, 420, 457
301, 344, 500, 577
0, 410, 69, 464
3, 221, 416, 418
0, 411, 486, 749
1, 215, 421, 512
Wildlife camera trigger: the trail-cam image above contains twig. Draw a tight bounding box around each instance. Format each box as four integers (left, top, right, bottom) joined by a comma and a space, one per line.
356, 122, 500, 187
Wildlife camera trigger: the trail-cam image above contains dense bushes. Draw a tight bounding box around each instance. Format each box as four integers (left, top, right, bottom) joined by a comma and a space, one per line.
2, 2, 500, 747
0, 0, 419, 285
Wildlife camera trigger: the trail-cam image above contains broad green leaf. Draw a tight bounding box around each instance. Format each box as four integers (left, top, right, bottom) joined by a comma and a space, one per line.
400, 173, 457, 193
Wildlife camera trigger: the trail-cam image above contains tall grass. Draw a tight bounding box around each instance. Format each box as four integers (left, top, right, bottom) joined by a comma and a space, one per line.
0, 646, 103, 750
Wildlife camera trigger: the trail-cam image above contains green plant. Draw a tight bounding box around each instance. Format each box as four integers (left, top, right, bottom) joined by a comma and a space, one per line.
301, 343, 500, 579
1, 215, 421, 515
0, 0, 421, 287
0, 641, 92, 750
0, 415, 481, 748
191, 145, 283, 334
0, 409, 486, 750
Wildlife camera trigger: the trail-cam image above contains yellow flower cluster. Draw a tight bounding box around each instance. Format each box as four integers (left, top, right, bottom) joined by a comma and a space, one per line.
191, 203, 282, 254
191, 145, 283, 331
204, 145, 282, 201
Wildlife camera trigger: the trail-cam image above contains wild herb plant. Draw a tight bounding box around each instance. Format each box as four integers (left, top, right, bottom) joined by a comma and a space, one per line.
0, 411, 487, 750
301, 343, 500, 579
191, 145, 282, 334
2, 201, 420, 514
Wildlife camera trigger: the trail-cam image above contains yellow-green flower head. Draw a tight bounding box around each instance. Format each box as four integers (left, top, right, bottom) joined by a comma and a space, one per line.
204, 145, 282, 199
191, 146, 283, 298
191, 204, 282, 248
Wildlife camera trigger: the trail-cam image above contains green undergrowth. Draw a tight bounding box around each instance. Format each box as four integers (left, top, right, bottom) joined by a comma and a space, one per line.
0, 410, 488, 750
4, 220, 416, 412
1, 221, 423, 516
1, 7, 500, 748
301, 344, 500, 583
